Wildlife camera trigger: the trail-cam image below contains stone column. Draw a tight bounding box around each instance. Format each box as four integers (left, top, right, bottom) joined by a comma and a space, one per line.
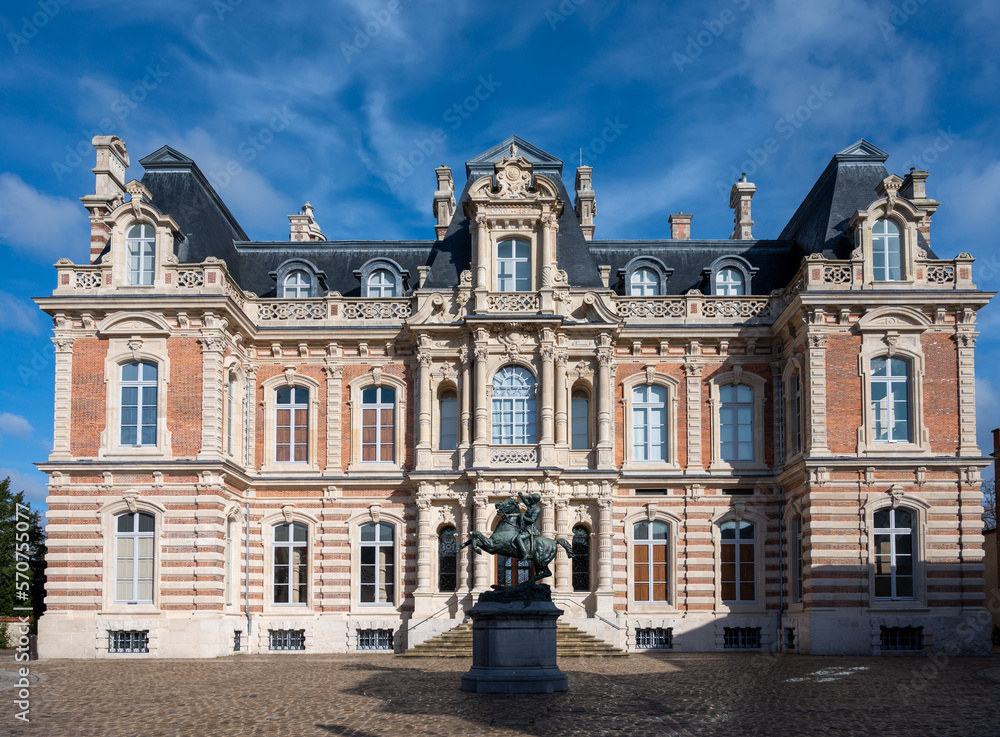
473, 491, 490, 591
684, 360, 704, 473
956, 329, 980, 456
459, 346, 472, 453
473, 340, 490, 466
458, 502, 471, 594
596, 338, 614, 469
322, 359, 343, 475
414, 496, 433, 614
416, 349, 433, 467
50, 335, 75, 460
197, 333, 226, 459
475, 215, 488, 290
540, 214, 554, 288
554, 351, 568, 447
245, 363, 258, 469
805, 332, 830, 456
540, 342, 555, 465
554, 497, 571, 593
595, 491, 615, 614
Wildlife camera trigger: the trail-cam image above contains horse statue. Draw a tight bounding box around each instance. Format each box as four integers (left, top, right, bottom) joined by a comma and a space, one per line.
460, 495, 574, 585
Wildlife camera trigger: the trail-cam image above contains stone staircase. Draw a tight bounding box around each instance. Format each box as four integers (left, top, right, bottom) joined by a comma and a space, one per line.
402, 621, 627, 658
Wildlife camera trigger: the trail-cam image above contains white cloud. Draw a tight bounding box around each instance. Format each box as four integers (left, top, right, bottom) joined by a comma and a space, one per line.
0, 291, 44, 334
0, 412, 33, 440
0, 467, 48, 509
0, 173, 91, 262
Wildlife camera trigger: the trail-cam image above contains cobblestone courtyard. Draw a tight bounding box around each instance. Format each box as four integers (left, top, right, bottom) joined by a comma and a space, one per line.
4, 650, 999, 737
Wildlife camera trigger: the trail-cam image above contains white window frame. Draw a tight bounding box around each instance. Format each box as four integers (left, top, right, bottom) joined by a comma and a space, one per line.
283, 270, 312, 298
872, 218, 903, 281
711, 509, 767, 613
872, 507, 915, 600
631, 384, 668, 462
870, 356, 910, 444
275, 386, 311, 464
119, 361, 158, 448
720, 519, 757, 604
367, 269, 397, 298
491, 366, 537, 445
708, 371, 766, 472
621, 370, 680, 471
272, 522, 309, 606
361, 385, 396, 463
126, 223, 156, 286
226, 374, 236, 457
114, 511, 156, 604
633, 520, 670, 603
358, 522, 396, 606
225, 516, 234, 607
260, 374, 321, 473
623, 508, 680, 612
496, 238, 531, 292
438, 389, 458, 451
719, 383, 755, 462
571, 389, 590, 450
347, 374, 406, 472
715, 267, 744, 295
629, 267, 660, 296
863, 496, 928, 609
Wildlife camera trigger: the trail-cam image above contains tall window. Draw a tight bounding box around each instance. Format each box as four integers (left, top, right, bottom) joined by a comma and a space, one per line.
497, 239, 530, 292
571, 390, 590, 450
283, 270, 311, 298
873, 508, 914, 599
491, 367, 536, 444
273, 522, 308, 605
115, 511, 154, 603
497, 555, 532, 586
438, 526, 457, 592
120, 362, 157, 447
633, 521, 668, 602
276, 387, 309, 463
871, 357, 910, 443
439, 390, 458, 451
790, 373, 803, 455
126, 223, 155, 286
720, 384, 754, 461
572, 525, 591, 591
629, 267, 659, 296
225, 517, 234, 606
359, 522, 394, 604
632, 385, 667, 462
361, 386, 395, 462
872, 219, 902, 281
226, 376, 235, 456
720, 520, 755, 602
793, 516, 804, 604
715, 267, 744, 295
367, 269, 397, 297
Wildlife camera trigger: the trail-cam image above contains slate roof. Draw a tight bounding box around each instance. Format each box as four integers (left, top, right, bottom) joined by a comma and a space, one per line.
133, 136, 905, 296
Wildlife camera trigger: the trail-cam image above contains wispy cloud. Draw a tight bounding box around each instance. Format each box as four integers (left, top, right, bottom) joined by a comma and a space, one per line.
0, 173, 90, 262
0, 291, 44, 334
0, 412, 33, 440
0, 466, 48, 508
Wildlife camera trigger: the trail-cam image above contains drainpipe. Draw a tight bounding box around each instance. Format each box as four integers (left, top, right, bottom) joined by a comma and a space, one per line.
777, 500, 784, 652
244, 501, 251, 650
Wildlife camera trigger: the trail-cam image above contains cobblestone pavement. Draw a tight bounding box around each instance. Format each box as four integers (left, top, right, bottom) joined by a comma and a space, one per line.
3, 650, 999, 737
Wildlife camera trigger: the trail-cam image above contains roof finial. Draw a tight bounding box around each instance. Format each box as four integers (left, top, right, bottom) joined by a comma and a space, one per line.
509, 141, 517, 158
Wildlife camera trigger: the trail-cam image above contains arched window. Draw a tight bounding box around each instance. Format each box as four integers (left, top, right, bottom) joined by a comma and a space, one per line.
226, 375, 236, 456
633, 521, 668, 602
438, 526, 457, 592
720, 520, 755, 602
789, 372, 803, 455
871, 357, 909, 443
629, 267, 659, 296
571, 389, 590, 450
631, 385, 667, 461
126, 223, 155, 286
275, 387, 309, 463
715, 267, 744, 295
793, 516, 804, 604
120, 362, 158, 447
572, 525, 591, 591
367, 269, 397, 298
283, 270, 312, 298
439, 390, 458, 451
720, 384, 754, 461
497, 239, 530, 292
872, 219, 902, 281
491, 367, 536, 444
359, 522, 395, 604
273, 522, 308, 605
361, 386, 395, 462
115, 511, 155, 603
225, 517, 234, 606
873, 507, 914, 599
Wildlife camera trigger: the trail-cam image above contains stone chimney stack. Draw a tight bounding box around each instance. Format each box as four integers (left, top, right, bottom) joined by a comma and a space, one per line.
80, 135, 129, 263
433, 165, 455, 240
669, 213, 692, 240
288, 202, 325, 241
900, 168, 939, 249
729, 174, 756, 240
574, 165, 596, 240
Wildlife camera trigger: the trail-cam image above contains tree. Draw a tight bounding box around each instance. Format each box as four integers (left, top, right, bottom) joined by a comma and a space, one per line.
0, 477, 46, 626
982, 479, 997, 532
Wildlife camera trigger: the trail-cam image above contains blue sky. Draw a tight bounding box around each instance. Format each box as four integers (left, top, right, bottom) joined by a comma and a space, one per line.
1, 0, 999, 510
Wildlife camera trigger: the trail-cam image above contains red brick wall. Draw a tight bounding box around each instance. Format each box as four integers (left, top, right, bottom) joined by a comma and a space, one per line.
168, 338, 203, 457
922, 333, 960, 454
70, 337, 108, 457
826, 334, 863, 454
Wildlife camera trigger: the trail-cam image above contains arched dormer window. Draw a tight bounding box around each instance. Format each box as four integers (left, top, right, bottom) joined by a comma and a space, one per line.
619, 256, 672, 296
704, 255, 757, 296
126, 223, 156, 286
356, 258, 409, 298
271, 258, 328, 298
872, 218, 902, 281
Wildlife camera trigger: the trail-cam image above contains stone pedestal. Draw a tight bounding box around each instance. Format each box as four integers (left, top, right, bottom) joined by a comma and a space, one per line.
461, 586, 568, 694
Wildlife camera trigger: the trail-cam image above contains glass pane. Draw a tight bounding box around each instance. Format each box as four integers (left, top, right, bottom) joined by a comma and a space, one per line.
274, 546, 289, 565
635, 582, 649, 601
651, 521, 668, 540
721, 581, 736, 600
137, 536, 154, 556
138, 558, 154, 578
736, 385, 752, 403
379, 523, 394, 541
116, 580, 132, 601
361, 546, 375, 564
274, 524, 289, 542
739, 582, 755, 601
116, 557, 133, 579
874, 576, 892, 597
894, 509, 912, 529
117, 513, 134, 533
896, 556, 913, 577
295, 388, 308, 404
873, 510, 890, 528
896, 577, 914, 598
361, 524, 375, 542
276, 387, 291, 404
122, 363, 139, 381
634, 522, 648, 540
739, 522, 754, 540
142, 363, 157, 381
293, 523, 307, 542
720, 521, 736, 539
871, 358, 887, 377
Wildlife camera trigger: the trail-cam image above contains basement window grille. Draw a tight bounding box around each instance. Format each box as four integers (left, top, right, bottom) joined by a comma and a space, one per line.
234, 630, 242, 652
108, 630, 148, 654
357, 629, 394, 651
723, 627, 761, 649
269, 629, 305, 651
880, 626, 923, 651
635, 627, 673, 650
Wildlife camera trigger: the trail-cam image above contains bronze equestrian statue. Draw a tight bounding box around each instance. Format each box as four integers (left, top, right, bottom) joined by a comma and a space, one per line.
460, 492, 574, 585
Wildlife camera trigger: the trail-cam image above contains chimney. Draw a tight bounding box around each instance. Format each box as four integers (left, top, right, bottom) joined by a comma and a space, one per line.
80, 135, 130, 263
729, 174, 756, 240
900, 168, 939, 250
669, 213, 692, 240
574, 165, 597, 240
433, 165, 455, 240
288, 202, 325, 241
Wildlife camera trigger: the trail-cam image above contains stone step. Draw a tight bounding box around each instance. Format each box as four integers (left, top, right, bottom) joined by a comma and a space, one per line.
401, 621, 627, 657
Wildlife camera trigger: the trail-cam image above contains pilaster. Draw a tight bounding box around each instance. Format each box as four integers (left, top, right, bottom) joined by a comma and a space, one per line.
50, 335, 76, 460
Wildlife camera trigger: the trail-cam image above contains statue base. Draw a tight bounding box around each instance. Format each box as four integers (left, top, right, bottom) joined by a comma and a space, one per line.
461, 584, 568, 694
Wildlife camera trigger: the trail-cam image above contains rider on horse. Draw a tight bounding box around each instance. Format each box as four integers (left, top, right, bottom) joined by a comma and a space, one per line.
512, 492, 541, 559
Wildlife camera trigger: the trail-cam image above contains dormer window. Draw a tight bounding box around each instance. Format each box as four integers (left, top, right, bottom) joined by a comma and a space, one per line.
716, 268, 744, 296
620, 256, 671, 296
497, 239, 530, 292
872, 219, 902, 281
283, 270, 312, 298
367, 269, 397, 298
126, 224, 155, 286
705, 256, 757, 296
630, 268, 659, 296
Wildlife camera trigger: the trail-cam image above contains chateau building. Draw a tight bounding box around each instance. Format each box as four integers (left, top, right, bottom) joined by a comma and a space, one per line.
36, 135, 992, 657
